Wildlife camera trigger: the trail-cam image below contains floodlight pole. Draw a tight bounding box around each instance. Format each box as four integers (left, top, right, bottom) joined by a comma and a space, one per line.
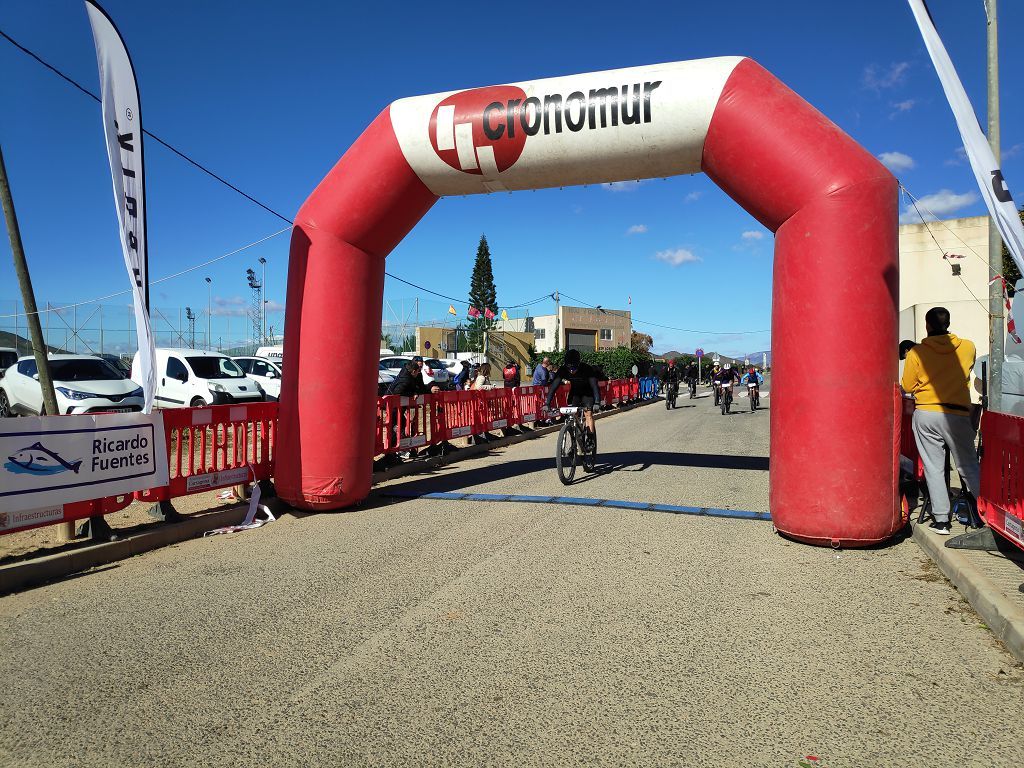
986, 0, 1004, 411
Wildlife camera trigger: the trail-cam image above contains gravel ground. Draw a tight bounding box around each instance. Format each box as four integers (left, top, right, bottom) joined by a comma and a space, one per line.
1, 385, 1022, 768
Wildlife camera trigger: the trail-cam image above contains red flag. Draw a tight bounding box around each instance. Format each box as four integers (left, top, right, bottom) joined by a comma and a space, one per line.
467, 306, 481, 318
990, 275, 1021, 343
484, 308, 496, 320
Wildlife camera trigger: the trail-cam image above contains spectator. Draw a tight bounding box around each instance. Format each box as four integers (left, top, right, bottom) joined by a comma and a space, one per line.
468, 363, 495, 445
898, 339, 917, 381
502, 360, 520, 389
386, 356, 439, 460
532, 357, 551, 386
453, 360, 470, 390
901, 307, 980, 535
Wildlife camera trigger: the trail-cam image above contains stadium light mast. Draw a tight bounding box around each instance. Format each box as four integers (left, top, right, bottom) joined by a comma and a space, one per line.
246, 267, 262, 354
259, 257, 267, 345
205, 277, 212, 350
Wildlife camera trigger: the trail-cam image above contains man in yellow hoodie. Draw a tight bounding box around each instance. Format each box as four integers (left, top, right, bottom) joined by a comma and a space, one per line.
901, 307, 980, 535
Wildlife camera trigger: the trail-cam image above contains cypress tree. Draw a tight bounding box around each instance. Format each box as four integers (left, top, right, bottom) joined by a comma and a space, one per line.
467, 234, 498, 351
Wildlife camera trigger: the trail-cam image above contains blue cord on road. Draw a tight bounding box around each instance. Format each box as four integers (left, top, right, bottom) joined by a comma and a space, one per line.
383, 490, 772, 521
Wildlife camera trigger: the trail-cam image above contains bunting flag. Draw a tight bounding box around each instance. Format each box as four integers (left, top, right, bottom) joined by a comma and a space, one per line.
467, 306, 481, 318
989, 275, 1021, 343
500, 309, 509, 321
448, 304, 456, 316
86, 0, 156, 413
484, 308, 496, 320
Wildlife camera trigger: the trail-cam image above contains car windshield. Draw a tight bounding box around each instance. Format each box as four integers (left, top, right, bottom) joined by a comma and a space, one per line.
425, 359, 445, 368
0, 351, 17, 370
50, 358, 125, 381
186, 356, 245, 379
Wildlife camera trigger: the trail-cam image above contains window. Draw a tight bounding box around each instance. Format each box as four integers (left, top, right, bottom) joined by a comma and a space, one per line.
17, 359, 37, 377
0, 351, 18, 370
49, 359, 123, 381
235, 359, 253, 373
166, 357, 188, 381
186, 356, 245, 379
600, 328, 612, 341
251, 361, 269, 376
534, 328, 546, 340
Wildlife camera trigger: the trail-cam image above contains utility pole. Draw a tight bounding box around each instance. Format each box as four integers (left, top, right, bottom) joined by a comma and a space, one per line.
986, 0, 1004, 411
554, 290, 560, 353
205, 276, 212, 350
0, 142, 58, 417
259, 257, 267, 344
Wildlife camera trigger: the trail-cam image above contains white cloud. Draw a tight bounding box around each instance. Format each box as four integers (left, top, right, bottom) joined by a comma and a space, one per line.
878, 151, 915, 172
603, 180, 647, 192
863, 62, 910, 91
627, 224, 648, 235
889, 99, 917, 118
265, 300, 285, 313
944, 146, 968, 166
741, 230, 764, 241
684, 191, 702, 203
1004, 143, 1024, 160
654, 248, 701, 267
211, 295, 249, 317
899, 189, 978, 224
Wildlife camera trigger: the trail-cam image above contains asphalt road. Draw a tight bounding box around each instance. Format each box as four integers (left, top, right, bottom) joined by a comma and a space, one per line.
1, 385, 1022, 768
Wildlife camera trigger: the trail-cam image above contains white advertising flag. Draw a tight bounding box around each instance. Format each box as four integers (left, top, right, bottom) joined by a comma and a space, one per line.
85, 0, 157, 413
908, 0, 1024, 277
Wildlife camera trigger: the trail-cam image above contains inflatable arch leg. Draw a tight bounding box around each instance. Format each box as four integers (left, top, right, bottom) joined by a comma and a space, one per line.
277, 58, 901, 547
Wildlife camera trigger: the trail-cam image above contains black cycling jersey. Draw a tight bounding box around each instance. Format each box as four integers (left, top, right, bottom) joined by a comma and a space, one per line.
546, 362, 601, 406
714, 368, 741, 384
663, 366, 682, 385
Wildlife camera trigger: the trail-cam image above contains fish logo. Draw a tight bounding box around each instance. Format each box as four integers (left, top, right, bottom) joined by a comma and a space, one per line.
4, 442, 82, 476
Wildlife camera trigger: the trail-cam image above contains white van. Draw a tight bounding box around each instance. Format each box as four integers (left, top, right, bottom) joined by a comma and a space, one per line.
255, 346, 284, 363
134, 349, 264, 408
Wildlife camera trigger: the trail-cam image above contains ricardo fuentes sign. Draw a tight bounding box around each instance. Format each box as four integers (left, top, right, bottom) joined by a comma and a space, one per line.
0, 412, 168, 517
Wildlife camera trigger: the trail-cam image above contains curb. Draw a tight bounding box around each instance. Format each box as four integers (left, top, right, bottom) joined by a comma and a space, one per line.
912, 522, 1024, 663
1, 397, 659, 595
0, 504, 249, 597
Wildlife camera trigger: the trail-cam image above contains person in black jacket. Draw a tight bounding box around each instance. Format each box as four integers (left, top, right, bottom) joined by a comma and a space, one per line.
386, 357, 439, 459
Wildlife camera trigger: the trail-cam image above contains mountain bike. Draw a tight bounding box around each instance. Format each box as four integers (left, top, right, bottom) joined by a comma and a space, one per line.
665, 382, 679, 410
748, 383, 760, 412
713, 381, 721, 406
556, 406, 597, 484
720, 381, 734, 415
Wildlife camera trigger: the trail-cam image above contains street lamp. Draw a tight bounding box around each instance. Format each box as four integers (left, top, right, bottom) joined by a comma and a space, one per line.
205, 276, 212, 350
259, 257, 267, 344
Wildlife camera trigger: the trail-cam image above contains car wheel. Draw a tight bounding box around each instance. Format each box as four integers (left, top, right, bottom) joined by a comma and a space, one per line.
0, 389, 12, 417
190, 397, 207, 408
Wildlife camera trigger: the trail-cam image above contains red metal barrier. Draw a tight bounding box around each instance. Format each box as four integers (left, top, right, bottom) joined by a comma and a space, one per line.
978, 410, 1024, 552
2, 379, 639, 537
137, 402, 277, 502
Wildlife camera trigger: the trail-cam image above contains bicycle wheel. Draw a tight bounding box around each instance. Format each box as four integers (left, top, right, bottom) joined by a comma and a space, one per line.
556, 421, 577, 484
750, 389, 756, 412
582, 428, 597, 471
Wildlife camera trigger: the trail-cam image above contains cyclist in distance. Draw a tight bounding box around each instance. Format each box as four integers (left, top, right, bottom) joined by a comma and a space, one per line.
546, 349, 601, 447
684, 360, 699, 397
741, 365, 763, 398
662, 358, 682, 407
714, 362, 742, 388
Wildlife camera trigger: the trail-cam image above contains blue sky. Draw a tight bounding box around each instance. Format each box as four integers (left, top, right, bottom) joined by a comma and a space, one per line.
0, 0, 1021, 357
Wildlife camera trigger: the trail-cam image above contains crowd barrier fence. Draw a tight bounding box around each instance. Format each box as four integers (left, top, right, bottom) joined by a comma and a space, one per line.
2, 379, 642, 537
978, 410, 1024, 553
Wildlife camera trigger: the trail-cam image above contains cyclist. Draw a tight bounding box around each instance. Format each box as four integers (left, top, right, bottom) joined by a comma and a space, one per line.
714, 363, 741, 406
546, 349, 601, 448
741, 366, 763, 401
710, 363, 723, 404
684, 361, 699, 397
662, 359, 682, 406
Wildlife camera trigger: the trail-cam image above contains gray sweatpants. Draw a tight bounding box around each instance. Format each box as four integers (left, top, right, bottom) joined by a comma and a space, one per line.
912, 409, 981, 522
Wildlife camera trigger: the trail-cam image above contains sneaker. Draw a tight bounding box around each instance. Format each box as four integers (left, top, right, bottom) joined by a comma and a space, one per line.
928, 520, 952, 535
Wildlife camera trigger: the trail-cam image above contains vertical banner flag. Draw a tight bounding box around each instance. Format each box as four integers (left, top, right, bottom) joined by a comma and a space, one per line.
468, 306, 481, 318
448, 304, 456, 316
500, 309, 509, 321
907, 0, 1024, 278
85, 0, 156, 413
484, 308, 496, 320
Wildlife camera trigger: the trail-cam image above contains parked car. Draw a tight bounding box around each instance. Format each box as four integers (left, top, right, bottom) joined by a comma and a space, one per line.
134, 348, 263, 408
0, 354, 144, 416
97, 353, 132, 377
255, 345, 284, 364
0, 347, 18, 373
378, 355, 451, 389
232, 356, 282, 401
377, 362, 396, 395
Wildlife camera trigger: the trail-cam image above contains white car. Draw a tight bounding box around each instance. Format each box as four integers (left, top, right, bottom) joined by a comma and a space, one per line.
377, 362, 396, 395
232, 356, 283, 401
379, 355, 451, 389
135, 348, 263, 408
0, 354, 144, 417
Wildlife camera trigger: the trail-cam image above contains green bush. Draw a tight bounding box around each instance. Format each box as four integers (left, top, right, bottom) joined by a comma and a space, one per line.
534, 346, 652, 379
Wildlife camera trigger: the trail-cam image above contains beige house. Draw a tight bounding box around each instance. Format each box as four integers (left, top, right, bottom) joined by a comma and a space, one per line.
899, 215, 998, 360
496, 305, 632, 354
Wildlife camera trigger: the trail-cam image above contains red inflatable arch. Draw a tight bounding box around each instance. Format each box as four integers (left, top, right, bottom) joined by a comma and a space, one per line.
278, 58, 901, 547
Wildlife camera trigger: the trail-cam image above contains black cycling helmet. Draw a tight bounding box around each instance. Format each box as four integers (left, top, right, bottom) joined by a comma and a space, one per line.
564, 349, 581, 369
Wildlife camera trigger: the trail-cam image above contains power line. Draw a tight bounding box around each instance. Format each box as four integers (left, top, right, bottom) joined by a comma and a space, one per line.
558, 292, 770, 336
